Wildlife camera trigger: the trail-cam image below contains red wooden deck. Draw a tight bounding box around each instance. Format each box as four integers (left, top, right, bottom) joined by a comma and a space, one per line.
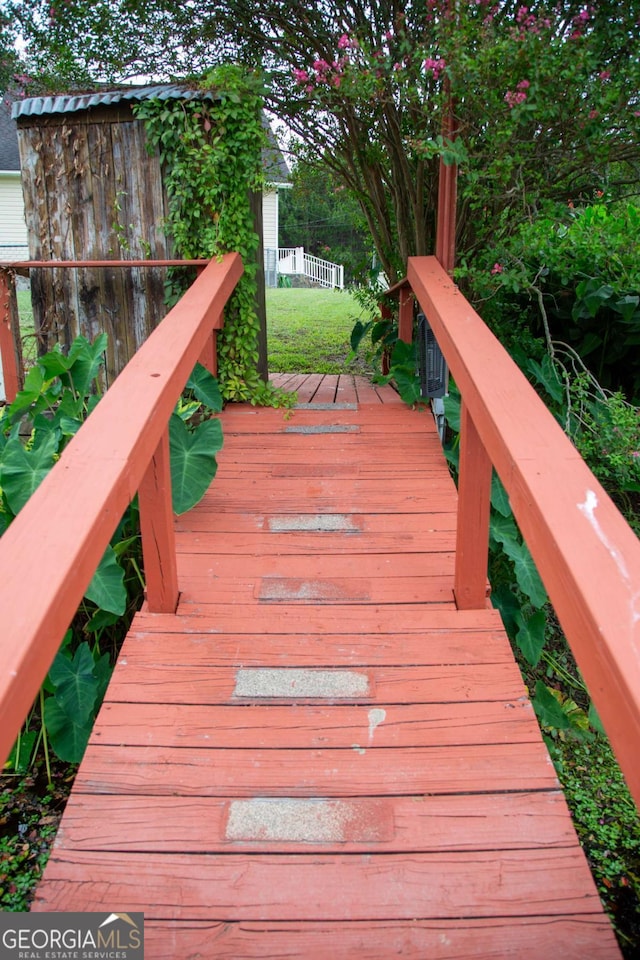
32, 375, 620, 957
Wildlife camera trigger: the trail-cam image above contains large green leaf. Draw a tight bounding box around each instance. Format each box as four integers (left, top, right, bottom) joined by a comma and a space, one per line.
65, 333, 108, 397
350, 318, 373, 353
186, 363, 223, 412
85, 544, 127, 615
48, 642, 98, 723
7, 365, 46, 417
443, 390, 461, 433
532, 681, 572, 732
93, 651, 113, 706
490, 511, 519, 547
169, 413, 223, 515
516, 609, 547, 667
491, 584, 523, 640
574, 279, 615, 319
613, 295, 640, 325
44, 698, 94, 763
499, 536, 548, 608
490, 472, 511, 517
0, 431, 59, 514
526, 354, 565, 405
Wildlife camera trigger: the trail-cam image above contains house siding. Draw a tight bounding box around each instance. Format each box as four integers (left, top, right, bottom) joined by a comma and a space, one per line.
262, 188, 279, 253
0, 173, 28, 248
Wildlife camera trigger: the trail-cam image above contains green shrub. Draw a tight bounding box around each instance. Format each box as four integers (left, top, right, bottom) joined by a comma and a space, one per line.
459, 202, 640, 399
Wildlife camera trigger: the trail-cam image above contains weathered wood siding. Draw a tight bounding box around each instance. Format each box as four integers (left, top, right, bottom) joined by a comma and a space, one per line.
17, 105, 173, 383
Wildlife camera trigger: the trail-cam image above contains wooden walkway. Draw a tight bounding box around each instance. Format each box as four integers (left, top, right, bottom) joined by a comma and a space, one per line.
33, 374, 620, 957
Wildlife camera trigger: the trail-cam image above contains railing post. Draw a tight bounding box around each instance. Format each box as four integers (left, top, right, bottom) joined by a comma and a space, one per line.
195, 265, 219, 377
398, 286, 413, 344
0, 269, 22, 402
454, 400, 492, 609
138, 427, 179, 613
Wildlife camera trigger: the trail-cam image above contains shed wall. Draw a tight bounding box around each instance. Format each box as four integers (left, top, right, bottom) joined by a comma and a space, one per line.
17, 105, 175, 384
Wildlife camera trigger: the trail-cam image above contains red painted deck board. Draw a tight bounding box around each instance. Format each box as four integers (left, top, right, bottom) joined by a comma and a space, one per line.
35, 849, 605, 920
53, 791, 577, 852
140, 917, 618, 960
90, 700, 538, 747
33, 377, 621, 957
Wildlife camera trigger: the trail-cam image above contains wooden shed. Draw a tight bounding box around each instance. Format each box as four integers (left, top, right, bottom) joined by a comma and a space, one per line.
13, 85, 267, 385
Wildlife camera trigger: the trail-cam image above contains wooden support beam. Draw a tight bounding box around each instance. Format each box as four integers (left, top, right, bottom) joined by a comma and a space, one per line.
0, 269, 22, 402
398, 286, 414, 345
454, 402, 492, 609
139, 428, 179, 614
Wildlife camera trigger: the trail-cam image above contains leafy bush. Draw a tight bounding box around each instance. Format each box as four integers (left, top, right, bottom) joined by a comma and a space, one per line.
1, 335, 224, 771
459, 202, 640, 400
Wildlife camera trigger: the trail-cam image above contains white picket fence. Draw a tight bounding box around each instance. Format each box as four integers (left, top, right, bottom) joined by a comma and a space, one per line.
276, 247, 344, 290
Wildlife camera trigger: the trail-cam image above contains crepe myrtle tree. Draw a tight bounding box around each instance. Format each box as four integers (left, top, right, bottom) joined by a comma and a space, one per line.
8, 0, 640, 282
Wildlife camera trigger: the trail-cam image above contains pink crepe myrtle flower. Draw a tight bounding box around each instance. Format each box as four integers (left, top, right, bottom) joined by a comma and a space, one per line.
337, 34, 358, 50
424, 57, 447, 80
491, 263, 504, 275
599, 70, 611, 81
293, 68, 309, 84
504, 89, 527, 108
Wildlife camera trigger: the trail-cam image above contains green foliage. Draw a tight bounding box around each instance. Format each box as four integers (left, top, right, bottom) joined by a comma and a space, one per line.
45, 641, 107, 763
14, 2, 640, 289
169, 414, 223, 515
551, 735, 640, 928
84, 546, 127, 615
0, 771, 61, 910
134, 67, 286, 406
573, 389, 640, 499
442, 383, 598, 741
1, 337, 225, 770
461, 202, 640, 399
349, 281, 427, 406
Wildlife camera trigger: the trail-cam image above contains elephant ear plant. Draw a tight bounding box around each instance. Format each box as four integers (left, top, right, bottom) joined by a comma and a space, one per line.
0, 336, 223, 773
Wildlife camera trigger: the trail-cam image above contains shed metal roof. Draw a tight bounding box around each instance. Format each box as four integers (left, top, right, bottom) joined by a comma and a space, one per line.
11, 83, 289, 184
11, 83, 215, 120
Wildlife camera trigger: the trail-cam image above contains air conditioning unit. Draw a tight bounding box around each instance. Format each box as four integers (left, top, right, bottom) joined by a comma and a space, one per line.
417, 312, 447, 398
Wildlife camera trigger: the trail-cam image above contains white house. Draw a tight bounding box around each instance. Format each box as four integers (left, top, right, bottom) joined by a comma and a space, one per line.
261, 127, 290, 287
0, 98, 29, 260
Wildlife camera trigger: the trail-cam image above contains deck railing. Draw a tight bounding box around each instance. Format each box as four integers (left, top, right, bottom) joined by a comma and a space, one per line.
0, 258, 213, 402
277, 246, 344, 289
0, 253, 243, 766
389, 256, 640, 808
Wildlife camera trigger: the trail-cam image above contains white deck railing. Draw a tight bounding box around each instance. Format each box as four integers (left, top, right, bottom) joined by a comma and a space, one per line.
276, 247, 344, 290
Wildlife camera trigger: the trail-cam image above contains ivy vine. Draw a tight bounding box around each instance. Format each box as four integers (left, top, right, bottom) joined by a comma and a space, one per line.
134, 65, 291, 406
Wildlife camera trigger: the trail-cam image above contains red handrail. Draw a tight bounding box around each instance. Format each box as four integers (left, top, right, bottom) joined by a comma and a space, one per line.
0, 253, 243, 766
399, 256, 640, 807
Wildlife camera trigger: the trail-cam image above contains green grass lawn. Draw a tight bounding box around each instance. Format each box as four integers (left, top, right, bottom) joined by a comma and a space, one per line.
16, 289, 37, 363
266, 287, 373, 375
17, 286, 375, 376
